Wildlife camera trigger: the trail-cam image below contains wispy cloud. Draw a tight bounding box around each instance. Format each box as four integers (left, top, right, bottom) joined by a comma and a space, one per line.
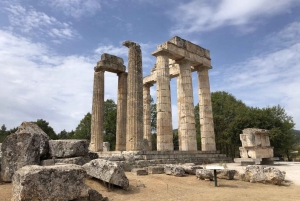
211, 21, 300, 129
0, 30, 119, 132
4, 4, 79, 41
169, 0, 300, 35
44, 0, 102, 19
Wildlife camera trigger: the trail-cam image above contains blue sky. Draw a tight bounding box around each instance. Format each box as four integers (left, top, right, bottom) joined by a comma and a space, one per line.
0, 0, 299, 133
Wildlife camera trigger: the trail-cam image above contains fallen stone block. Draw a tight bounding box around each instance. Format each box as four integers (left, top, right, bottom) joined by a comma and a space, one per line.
12, 164, 86, 201
217, 169, 236, 180
196, 169, 213, 180
242, 165, 285, 185
181, 164, 203, 175
1, 124, 50, 182
131, 168, 148, 175
74, 186, 108, 201
41, 156, 91, 166
83, 159, 129, 189
148, 166, 164, 174
49, 140, 89, 158
15, 122, 50, 157
164, 165, 185, 177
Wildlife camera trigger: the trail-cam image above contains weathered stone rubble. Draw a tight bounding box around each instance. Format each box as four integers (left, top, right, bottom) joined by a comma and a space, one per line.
1, 122, 50, 182
217, 169, 236, 180
181, 163, 203, 175
196, 169, 213, 180
49, 139, 89, 158
241, 165, 285, 185
83, 159, 129, 189
148, 166, 164, 174
12, 164, 87, 201
164, 164, 185, 177
131, 168, 148, 175
0, 143, 2, 158
41, 156, 91, 166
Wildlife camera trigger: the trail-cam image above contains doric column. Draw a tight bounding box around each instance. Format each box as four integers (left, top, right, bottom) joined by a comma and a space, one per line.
90, 70, 104, 152
177, 59, 197, 151
153, 51, 173, 151
143, 83, 153, 150
116, 72, 128, 151
177, 72, 182, 150
197, 66, 216, 151
123, 41, 143, 151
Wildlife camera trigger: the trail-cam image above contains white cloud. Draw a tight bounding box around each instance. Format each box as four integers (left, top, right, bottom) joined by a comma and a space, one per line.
4, 4, 79, 41
210, 21, 300, 129
0, 30, 119, 132
45, 0, 102, 19
170, 0, 300, 35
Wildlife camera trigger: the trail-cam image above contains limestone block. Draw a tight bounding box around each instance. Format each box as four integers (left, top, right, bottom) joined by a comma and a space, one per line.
240, 128, 270, 147
181, 164, 203, 175
73, 187, 107, 201
15, 121, 50, 157
131, 168, 148, 176
49, 140, 89, 158
217, 169, 236, 180
95, 53, 126, 73
242, 165, 285, 185
240, 147, 273, 159
103, 142, 110, 152
1, 130, 49, 182
164, 165, 185, 177
196, 169, 213, 180
12, 164, 86, 201
83, 159, 129, 189
148, 166, 164, 174
41, 156, 91, 166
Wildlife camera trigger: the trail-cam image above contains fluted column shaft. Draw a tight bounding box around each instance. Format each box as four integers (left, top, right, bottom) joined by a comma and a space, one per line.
143, 83, 153, 150
116, 72, 128, 151
177, 72, 182, 150
177, 59, 197, 151
156, 52, 173, 151
197, 67, 216, 151
90, 70, 104, 152
123, 41, 143, 151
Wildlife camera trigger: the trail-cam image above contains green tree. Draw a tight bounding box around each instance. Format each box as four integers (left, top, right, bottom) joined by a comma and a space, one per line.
0, 124, 8, 143
150, 96, 157, 133
73, 113, 91, 140
103, 99, 117, 150
33, 119, 58, 140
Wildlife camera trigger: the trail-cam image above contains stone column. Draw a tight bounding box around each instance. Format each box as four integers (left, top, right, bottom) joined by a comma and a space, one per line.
197, 67, 216, 151
143, 83, 153, 150
154, 51, 173, 151
123, 41, 143, 151
90, 70, 104, 152
177, 59, 197, 151
177, 74, 182, 150
116, 72, 128, 151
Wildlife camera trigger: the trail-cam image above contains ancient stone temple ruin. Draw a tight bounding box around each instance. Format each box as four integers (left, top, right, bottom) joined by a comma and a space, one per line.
90, 36, 228, 166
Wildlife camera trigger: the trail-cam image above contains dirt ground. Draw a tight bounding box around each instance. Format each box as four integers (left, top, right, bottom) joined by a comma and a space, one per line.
1, 171, 300, 201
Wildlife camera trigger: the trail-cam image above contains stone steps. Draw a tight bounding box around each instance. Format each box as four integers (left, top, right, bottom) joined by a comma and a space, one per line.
96, 150, 232, 171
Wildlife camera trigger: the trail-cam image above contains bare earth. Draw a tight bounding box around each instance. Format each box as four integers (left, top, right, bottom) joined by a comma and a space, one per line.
1, 162, 300, 201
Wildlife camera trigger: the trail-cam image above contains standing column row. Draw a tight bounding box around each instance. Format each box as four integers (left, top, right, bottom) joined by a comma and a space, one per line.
154, 51, 173, 151
177, 59, 197, 151
197, 67, 216, 151
90, 70, 104, 152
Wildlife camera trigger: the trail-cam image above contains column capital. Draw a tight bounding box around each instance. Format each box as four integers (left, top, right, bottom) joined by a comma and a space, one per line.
94, 66, 106, 73
194, 64, 212, 71
151, 49, 169, 57
174, 57, 192, 65
143, 83, 153, 88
